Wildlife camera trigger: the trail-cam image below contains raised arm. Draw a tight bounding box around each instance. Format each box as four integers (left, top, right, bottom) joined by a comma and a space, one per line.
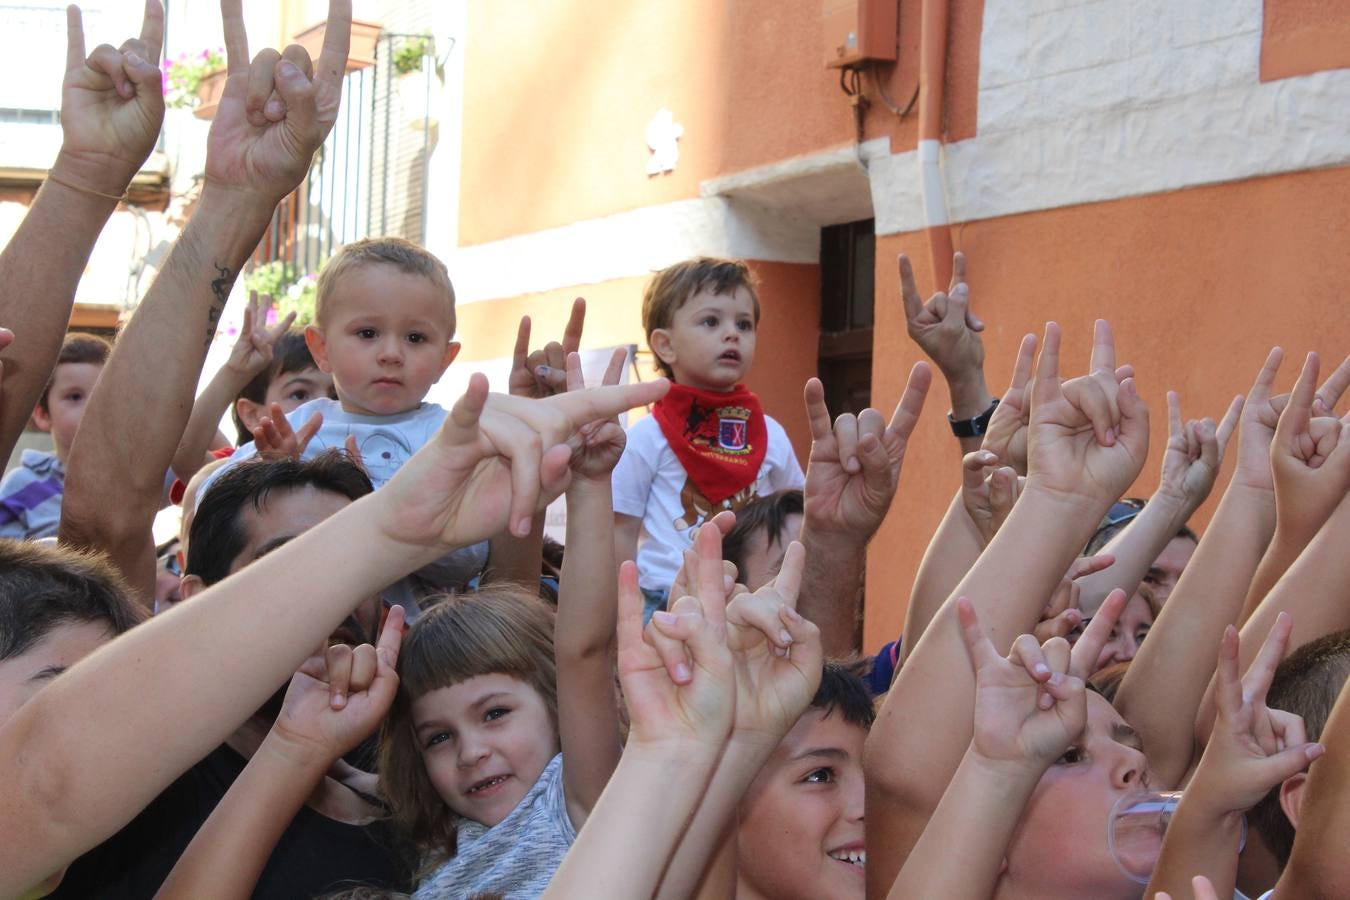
60, 0, 352, 598
902, 332, 1038, 662
0, 370, 669, 896
0, 2, 164, 462
900, 252, 993, 456
1239, 352, 1350, 622
1146, 618, 1321, 900
556, 349, 628, 823
169, 292, 295, 480
867, 321, 1149, 894
1075, 391, 1237, 616
488, 299, 587, 586
1116, 351, 1280, 788
798, 364, 930, 657
544, 559, 736, 900
892, 599, 1088, 899
156, 610, 404, 900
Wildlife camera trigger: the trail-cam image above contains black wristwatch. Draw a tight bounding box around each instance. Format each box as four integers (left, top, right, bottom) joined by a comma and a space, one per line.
948, 397, 999, 438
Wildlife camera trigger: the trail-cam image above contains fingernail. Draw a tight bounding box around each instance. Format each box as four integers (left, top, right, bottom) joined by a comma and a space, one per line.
265, 98, 284, 117
653, 610, 678, 626
536, 365, 552, 377
331, 693, 345, 708
723, 575, 734, 592
1033, 663, 1051, 678
779, 629, 794, 645
277, 60, 299, 77
1048, 672, 1063, 687
673, 663, 692, 682
1066, 610, 1081, 625
126, 51, 144, 66
1039, 693, 1054, 710
1308, 743, 1325, 759
773, 646, 788, 658
516, 517, 531, 535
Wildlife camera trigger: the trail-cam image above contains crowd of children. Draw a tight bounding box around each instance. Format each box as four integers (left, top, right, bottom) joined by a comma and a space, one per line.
0, 2, 1348, 899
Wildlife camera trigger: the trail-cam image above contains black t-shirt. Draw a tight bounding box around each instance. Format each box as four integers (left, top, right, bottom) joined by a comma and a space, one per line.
51, 743, 412, 899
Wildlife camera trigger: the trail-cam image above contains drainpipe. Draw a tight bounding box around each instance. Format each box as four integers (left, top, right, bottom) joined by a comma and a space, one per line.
917, 0, 953, 289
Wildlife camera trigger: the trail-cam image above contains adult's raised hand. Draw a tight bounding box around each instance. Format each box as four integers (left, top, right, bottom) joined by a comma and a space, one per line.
206, 0, 350, 204
55, 1, 165, 195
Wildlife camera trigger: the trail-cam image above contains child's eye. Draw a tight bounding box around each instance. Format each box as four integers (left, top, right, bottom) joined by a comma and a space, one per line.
700, 316, 718, 327
288, 389, 312, 402
484, 707, 510, 722
425, 731, 450, 749
66, 392, 84, 403
407, 332, 427, 344
736, 319, 754, 332
1056, 747, 1085, 765
802, 767, 834, 785
1134, 627, 1151, 644
356, 328, 377, 339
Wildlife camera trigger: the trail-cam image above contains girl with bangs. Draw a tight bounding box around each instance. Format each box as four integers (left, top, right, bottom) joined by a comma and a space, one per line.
381, 349, 633, 898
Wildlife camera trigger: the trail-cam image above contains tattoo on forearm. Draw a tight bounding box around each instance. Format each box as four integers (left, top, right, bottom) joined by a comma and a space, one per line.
206, 262, 233, 347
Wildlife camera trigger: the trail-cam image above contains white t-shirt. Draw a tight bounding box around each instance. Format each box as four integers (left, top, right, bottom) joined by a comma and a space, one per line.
612, 413, 804, 593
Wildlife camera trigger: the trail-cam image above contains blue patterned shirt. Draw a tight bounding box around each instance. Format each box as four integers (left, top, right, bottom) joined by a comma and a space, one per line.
0, 449, 65, 540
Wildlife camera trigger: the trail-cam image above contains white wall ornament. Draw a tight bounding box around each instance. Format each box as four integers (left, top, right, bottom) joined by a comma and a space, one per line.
645, 108, 684, 176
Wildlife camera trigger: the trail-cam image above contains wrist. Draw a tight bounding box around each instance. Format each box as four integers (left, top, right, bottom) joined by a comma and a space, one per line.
622, 735, 727, 769
963, 748, 1052, 786
259, 728, 339, 781
946, 371, 993, 419
1018, 480, 1113, 523
50, 149, 137, 199
799, 521, 871, 557
567, 474, 615, 500
1145, 486, 1192, 523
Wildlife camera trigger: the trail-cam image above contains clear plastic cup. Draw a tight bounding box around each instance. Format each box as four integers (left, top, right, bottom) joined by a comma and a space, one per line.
1108, 791, 1245, 884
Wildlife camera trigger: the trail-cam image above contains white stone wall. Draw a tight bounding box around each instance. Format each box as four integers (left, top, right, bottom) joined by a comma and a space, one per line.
870, 0, 1350, 235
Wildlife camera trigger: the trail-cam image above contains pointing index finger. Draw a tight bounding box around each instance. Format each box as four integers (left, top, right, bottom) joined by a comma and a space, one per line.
376, 604, 406, 668
66, 5, 86, 74
139, 0, 164, 61
898, 255, 923, 323
1089, 319, 1116, 374
512, 316, 531, 371
804, 378, 833, 441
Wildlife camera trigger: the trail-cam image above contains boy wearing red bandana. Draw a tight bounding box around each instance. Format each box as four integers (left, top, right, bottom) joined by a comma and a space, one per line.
612, 258, 805, 617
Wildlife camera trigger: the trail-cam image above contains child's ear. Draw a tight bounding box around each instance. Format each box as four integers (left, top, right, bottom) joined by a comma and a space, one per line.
1280, 771, 1308, 829
234, 397, 265, 434
178, 574, 206, 602
649, 329, 677, 370
304, 324, 333, 374
439, 341, 462, 374
31, 402, 52, 433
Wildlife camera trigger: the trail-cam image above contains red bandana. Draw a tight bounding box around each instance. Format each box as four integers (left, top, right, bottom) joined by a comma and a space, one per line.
651, 383, 767, 506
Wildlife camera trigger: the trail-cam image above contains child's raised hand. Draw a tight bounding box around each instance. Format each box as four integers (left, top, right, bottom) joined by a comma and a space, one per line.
980, 332, 1037, 474
961, 449, 1022, 545
56, 2, 164, 196
1033, 554, 1114, 642
508, 298, 585, 398
1157, 391, 1240, 512
271, 605, 406, 763
1026, 321, 1149, 506
1186, 614, 1324, 818
224, 291, 296, 379
900, 252, 985, 382
668, 512, 742, 608
618, 560, 734, 754
801, 362, 931, 541
562, 348, 627, 480
1270, 352, 1350, 535
723, 537, 824, 745
252, 403, 322, 460
375, 373, 667, 546
958, 598, 1087, 772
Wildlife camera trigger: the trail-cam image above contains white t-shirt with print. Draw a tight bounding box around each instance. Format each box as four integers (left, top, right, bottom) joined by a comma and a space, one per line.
612, 413, 804, 594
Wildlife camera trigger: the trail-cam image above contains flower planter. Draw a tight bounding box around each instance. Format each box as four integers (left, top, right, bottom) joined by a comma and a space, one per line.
294, 18, 383, 72
193, 68, 228, 120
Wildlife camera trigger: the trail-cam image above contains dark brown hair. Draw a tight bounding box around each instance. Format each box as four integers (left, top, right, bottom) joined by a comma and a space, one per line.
38, 332, 111, 412
378, 586, 557, 866
641, 257, 760, 379
721, 490, 803, 588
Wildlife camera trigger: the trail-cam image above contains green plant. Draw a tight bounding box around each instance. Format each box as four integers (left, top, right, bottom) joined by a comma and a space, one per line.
243, 260, 323, 326
392, 36, 432, 76
162, 48, 225, 109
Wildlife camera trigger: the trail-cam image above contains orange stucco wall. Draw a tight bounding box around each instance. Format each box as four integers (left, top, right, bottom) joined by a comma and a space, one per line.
458, 0, 983, 246
454, 260, 821, 462
1261, 0, 1350, 81
863, 163, 1350, 651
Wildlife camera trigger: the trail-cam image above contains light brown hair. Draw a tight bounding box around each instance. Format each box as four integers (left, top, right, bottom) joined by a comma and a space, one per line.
314, 237, 456, 332
641, 257, 760, 379
378, 585, 557, 866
